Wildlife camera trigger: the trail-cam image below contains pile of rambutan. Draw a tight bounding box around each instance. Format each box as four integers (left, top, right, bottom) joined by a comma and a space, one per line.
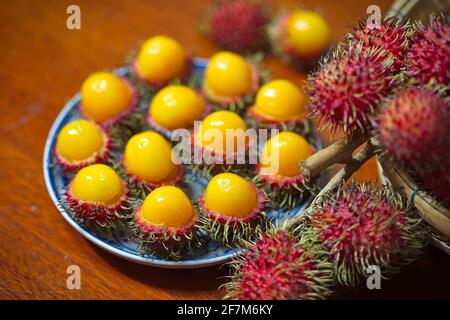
223, 12, 449, 300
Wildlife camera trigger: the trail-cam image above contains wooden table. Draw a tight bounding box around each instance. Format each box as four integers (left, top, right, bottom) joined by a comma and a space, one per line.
1, 0, 449, 300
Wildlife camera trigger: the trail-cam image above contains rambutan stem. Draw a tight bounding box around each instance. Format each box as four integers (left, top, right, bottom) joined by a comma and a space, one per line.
379, 156, 450, 237
300, 132, 367, 179
290, 138, 376, 227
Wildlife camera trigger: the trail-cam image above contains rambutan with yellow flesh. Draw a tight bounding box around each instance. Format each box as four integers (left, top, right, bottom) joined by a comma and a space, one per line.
198, 173, 267, 246
55, 119, 111, 171
246, 79, 308, 131
131, 186, 202, 260
202, 51, 260, 111
122, 131, 184, 193
256, 131, 315, 210
64, 164, 130, 228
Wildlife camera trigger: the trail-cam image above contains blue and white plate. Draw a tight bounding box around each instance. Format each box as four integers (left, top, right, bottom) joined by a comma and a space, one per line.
43, 58, 317, 269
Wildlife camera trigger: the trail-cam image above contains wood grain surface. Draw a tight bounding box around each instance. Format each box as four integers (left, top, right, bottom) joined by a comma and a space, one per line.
0, 0, 449, 300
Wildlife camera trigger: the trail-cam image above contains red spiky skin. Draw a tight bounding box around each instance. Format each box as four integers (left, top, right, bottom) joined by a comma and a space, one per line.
55, 127, 111, 172
225, 230, 332, 300
406, 15, 450, 85
255, 164, 305, 188
134, 206, 198, 240
378, 87, 450, 169
208, 0, 267, 53
308, 183, 426, 286
349, 19, 410, 72
65, 180, 129, 226
79, 78, 139, 128
307, 47, 395, 135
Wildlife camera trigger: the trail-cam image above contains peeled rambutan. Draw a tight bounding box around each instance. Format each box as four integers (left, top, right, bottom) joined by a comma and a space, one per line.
377, 87, 450, 170
406, 14, 450, 85
306, 45, 396, 135
223, 229, 334, 300
207, 0, 267, 53
347, 18, 411, 72
303, 182, 427, 287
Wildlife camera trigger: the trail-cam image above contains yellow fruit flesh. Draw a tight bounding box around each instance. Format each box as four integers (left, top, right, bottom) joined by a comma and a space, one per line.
259, 132, 314, 177
71, 164, 124, 205
150, 85, 205, 130
204, 173, 257, 217
135, 35, 187, 83
286, 10, 330, 57
255, 79, 306, 120
195, 111, 247, 154
81, 72, 133, 123
56, 119, 104, 162
204, 51, 253, 98
124, 131, 178, 183
141, 186, 194, 228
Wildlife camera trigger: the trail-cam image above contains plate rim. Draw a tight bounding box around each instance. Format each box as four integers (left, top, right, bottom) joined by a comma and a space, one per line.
42, 58, 313, 269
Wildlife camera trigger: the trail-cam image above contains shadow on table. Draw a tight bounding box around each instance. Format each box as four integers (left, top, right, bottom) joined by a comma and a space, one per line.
91, 243, 229, 293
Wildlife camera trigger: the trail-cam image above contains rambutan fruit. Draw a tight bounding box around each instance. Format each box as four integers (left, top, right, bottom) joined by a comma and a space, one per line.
147, 85, 211, 138
131, 186, 202, 259
223, 228, 334, 300
346, 18, 411, 72
303, 182, 427, 287
64, 164, 130, 228
246, 79, 308, 131
198, 172, 266, 246
122, 131, 184, 194
80, 72, 138, 127
54, 119, 111, 171
406, 14, 450, 86
202, 51, 260, 112
268, 9, 331, 67
191, 110, 254, 178
132, 35, 191, 88
255, 131, 315, 210
377, 87, 450, 170
306, 44, 396, 135
206, 0, 267, 53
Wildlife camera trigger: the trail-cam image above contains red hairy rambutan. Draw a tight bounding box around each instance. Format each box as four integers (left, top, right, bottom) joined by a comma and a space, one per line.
306, 44, 396, 135
406, 14, 450, 85
303, 182, 427, 287
377, 87, 450, 170
347, 18, 411, 72
223, 229, 334, 300
207, 0, 267, 53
